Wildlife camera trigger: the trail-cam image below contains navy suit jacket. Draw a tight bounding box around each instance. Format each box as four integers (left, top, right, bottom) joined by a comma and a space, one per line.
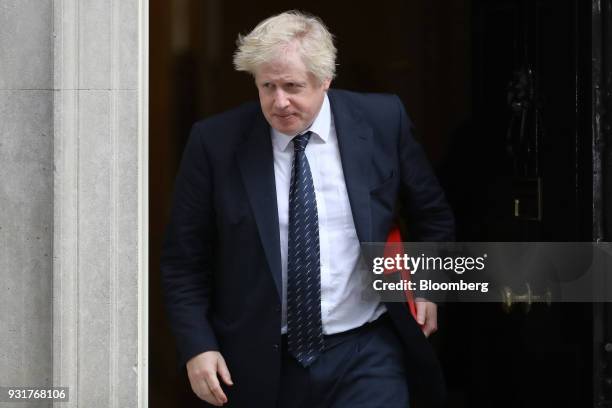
161, 89, 455, 407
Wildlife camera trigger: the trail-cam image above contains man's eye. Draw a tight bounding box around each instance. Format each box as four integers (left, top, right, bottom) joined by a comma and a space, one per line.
285, 83, 303, 91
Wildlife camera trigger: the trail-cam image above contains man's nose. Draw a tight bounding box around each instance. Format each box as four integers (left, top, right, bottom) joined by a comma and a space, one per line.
273, 90, 290, 110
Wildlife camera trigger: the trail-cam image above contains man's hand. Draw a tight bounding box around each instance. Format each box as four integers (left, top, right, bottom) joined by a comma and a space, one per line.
415, 298, 438, 337
186, 351, 233, 406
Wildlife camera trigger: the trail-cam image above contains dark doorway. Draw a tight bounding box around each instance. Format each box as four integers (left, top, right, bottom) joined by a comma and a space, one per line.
149, 1, 604, 406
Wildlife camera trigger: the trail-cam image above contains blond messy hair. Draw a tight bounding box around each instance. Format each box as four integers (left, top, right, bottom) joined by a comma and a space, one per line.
233, 11, 337, 84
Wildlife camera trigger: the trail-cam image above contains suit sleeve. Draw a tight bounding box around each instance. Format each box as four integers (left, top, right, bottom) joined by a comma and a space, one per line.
160, 124, 219, 369
395, 95, 455, 242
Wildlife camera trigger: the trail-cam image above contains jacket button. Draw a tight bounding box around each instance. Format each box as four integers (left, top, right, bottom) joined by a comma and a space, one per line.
273, 344, 279, 351
275, 305, 281, 312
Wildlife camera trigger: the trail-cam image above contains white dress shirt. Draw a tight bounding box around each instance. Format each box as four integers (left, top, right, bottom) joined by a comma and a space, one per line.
272, 93, 386, 335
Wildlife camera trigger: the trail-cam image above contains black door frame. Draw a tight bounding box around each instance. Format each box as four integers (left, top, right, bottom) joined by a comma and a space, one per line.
592, 0, 612, 406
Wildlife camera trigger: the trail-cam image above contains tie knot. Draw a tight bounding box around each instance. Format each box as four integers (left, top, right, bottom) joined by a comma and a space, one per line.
293, 131, 312, 152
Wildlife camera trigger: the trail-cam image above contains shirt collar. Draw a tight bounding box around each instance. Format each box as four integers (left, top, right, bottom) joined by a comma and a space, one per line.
271, 93, 331, 152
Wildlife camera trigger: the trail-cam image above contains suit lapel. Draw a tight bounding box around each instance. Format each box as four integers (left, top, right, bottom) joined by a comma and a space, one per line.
328, 90, 373, 243
237, 113, 282, 299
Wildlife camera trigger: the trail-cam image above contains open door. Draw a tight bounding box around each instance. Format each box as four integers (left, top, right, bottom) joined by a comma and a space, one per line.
438, 0, 606, 406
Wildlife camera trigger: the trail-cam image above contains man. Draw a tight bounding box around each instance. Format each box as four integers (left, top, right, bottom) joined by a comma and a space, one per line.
161, 11, 454, 407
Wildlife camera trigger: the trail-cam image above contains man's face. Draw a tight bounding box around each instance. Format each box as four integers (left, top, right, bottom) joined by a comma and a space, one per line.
255, 50, 331, 135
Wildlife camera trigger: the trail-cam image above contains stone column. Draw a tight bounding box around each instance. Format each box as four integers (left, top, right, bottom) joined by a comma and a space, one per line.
53, 0, 147, 407
0, 0, 147, 406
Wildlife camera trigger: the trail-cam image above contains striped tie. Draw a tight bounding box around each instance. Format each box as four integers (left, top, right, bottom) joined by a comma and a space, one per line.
286, 131, 324, 367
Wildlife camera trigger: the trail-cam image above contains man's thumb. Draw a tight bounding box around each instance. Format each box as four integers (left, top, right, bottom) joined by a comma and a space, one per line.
417, 303, 426, 325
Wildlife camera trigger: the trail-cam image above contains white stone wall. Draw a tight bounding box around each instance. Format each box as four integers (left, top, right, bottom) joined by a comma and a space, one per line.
1, 1, 54, 407
0, 0, 147, 407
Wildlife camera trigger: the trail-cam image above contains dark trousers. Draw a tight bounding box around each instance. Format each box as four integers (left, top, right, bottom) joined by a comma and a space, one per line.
277, 314, 410, 408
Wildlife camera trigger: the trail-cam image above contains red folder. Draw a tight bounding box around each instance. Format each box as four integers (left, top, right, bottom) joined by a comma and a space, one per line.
383, 226, 419, 321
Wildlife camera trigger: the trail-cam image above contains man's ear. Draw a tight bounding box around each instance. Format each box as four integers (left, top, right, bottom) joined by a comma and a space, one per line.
322, 78, 332, 91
